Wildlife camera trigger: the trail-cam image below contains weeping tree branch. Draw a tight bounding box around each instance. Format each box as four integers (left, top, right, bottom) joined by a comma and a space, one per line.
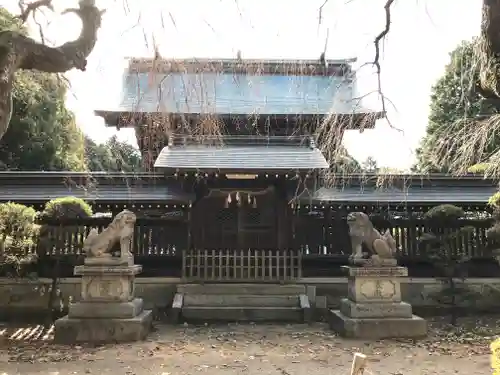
0, 0, 105, 140
418, 0, 500, 178
477, 0, 500, 104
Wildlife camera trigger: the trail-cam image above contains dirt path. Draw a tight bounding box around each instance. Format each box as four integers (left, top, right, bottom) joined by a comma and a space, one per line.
0, 319, 496, 375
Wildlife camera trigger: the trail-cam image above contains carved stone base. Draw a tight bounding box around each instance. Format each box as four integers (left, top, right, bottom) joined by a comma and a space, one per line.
84, 255, 133, 267
76, 264, 142, 303
329, 310, 427, 339
329, 266, 427, 339
68, 298, 144, 319
350, 257, 398, 267
339, 298, 412, 319
54, 310, 153, 344
54, 263, 151, 344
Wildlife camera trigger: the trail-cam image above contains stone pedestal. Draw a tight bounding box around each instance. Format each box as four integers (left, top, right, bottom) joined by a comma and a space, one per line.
54, 258, 152, 344
329, 266, 427, 339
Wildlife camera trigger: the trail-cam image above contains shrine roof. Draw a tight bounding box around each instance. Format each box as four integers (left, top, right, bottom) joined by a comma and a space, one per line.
0, 173, 193, 204
0, 171, 495, 208
153, 135, 329, 172
300, 185, 497, 206
125, 57, 356, 76
93, 56, 381, 127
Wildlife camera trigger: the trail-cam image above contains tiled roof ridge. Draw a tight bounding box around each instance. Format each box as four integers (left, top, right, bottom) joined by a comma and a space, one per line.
126, 57, 357, 66
126, 57, 354, 76
168, 134, 316, 148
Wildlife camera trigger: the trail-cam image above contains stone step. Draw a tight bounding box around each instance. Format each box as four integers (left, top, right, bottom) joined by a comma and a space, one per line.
177, 283, 306, 295
183, 294, 299, 307
181, 306, 303, 322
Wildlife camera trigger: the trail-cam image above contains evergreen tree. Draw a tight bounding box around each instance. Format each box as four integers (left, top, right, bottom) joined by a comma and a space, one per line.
414, 40, 500, 173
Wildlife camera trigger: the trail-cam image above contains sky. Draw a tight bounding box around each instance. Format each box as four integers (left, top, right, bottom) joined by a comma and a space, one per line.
2, 0, 484, 170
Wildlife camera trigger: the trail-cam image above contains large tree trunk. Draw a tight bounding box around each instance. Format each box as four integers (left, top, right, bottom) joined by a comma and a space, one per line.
478, 0, 500, 100
0, 0, 104, 140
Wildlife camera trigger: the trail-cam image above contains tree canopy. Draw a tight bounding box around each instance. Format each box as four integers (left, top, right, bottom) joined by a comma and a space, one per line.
85, 135, 142, 172
327, 146, 362, 174
414, 40, 500, 173
0, 8, 141, 172
361, 156, 378, 172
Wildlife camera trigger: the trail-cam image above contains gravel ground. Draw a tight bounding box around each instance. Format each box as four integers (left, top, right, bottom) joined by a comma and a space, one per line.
0, 317, 497, 375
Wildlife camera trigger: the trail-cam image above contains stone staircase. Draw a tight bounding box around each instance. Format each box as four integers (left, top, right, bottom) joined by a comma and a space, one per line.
171, 284, 311, 323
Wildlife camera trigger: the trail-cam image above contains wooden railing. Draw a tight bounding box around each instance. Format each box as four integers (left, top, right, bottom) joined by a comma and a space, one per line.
295, 215, 494, 258
30, 217, 187, 277
33, 216, 494, 260
0, 216, 497, 278
36, 217, 188, 258
182, 248, 302, 282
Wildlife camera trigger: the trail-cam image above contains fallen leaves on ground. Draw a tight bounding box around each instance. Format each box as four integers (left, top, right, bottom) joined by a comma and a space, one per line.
2, 342, 105, 363
0, 316, 498, 365
389, 316, 500, 356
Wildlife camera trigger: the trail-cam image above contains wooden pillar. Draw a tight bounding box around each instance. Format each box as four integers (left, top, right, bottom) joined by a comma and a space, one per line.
336, 205, 350, 256
275, 182, 289, 250
277, 201, 285, 250
325, 206, 332, 254
186, 207, 192, 250
291, 203, 297, 251
190, 180, 208, 250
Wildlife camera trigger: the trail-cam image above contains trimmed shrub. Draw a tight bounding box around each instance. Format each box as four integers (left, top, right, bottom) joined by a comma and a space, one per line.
420, 204, 478, 325
0, 202, 39, 276
41, 196, 92, 220
424, 204, 464, 222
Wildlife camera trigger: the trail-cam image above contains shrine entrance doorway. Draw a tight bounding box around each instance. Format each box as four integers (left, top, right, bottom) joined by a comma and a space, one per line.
183, 186, 301, 282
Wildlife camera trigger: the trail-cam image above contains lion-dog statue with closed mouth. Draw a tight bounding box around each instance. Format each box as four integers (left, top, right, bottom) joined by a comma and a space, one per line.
346, 212, 398, 266
83, 210, 136, 265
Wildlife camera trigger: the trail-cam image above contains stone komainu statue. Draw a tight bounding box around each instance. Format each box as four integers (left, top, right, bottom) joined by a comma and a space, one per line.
346, 212, 397, 265
83, 210, 136, 260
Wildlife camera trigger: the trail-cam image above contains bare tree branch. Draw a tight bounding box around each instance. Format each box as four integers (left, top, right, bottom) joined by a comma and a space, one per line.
17, 0, 53, 23
371, 0, 395, 126
318, 0, 329, 27
318, 0, 396, 132
0, 0, 105, 140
